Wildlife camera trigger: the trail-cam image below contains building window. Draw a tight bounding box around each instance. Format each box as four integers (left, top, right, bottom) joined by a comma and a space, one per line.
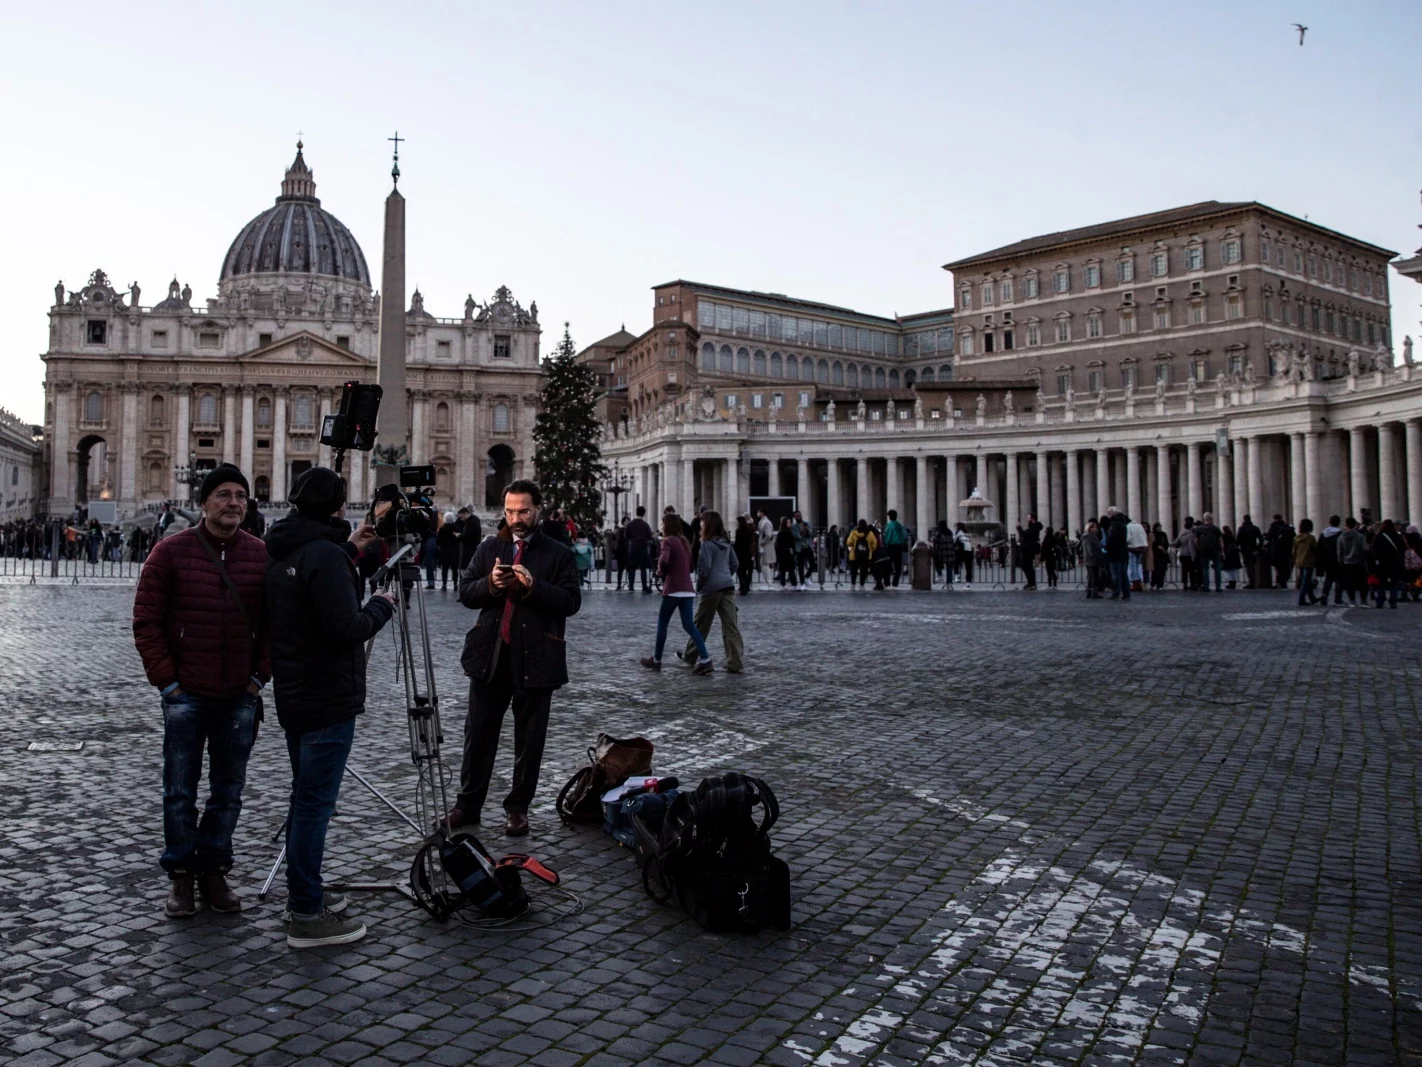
698, 301, 715, 328
151, 330, 169, 348
1226, 294, 1243, 320
817, 359, 829, 383
1293, 250, 1304, 274
1150, 252, 1168, 277
1087, 368, 1102, 392
293, 395, 313, 428
1264, 294, 1274, 320
432, 339, 450, 359
148, 394, 164, 426
796, 391, 809, 408
1024, 275, 1039, 299
750, 310, 766, 337
87, 320, 107, 344
984, 331, 995, 353
1026, 322, 1041, 346
1154, 306, 1171, 330
754, 349, 767, 375
771, 392, 784, 409
493, 402, 510, 432
752, 393, 763, 409
1000, 279, 1014, 303
770, 351, 783, 376
198, 331, 220, 348
874, 367, 886, 388
1003, 329, 1014, 350
1308, 254, 1318, 278
737, 347, 750, 373
1184, 245, 1204, 271
1261, 238, 1271, 263
726, 394, 738, 409
1228, 353, 1244, 376
494, 335, 512, 359
1155, 362, 1170, 385
981, 281, 994, 306
846, 364, 859, 388
1121, 365, 1135, 389
1189, 302, 1205, 325
701, 342, 715, 369
1120, 309, 1136, 334
257, 398, 272, 427
435, 402, 450, 432
720, 345, 734, 372
84, 391, 103, 422
959, 287, 972, 310
962, 333, 975, 356
786, 354, 799, 379
1086, 313, 1102, 338
1054, 318, 1071, 343
1084, 264, 1101, 288
197, 394, 218, 425
1191, 358, 1208, 381
1056, 371, 1071, 395
1223, 239, 1241, 265
832, 361, 844, 385
1053, 268, 1069, 293
1117, 258, 1135, 283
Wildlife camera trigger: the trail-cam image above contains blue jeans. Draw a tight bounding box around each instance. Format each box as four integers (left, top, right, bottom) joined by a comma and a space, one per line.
1297, 566, 1316, 603
1200, 551, 1222, 591
1127, 553, 1143, 583
1109, 561, 1130, 599
285, 718, 355, 917
654, 596, 708, 662
1374, 577, 1403, 608
161, 692, 258, 875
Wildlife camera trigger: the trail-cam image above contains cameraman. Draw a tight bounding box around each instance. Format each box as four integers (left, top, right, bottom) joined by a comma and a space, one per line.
265, 467, 395, 948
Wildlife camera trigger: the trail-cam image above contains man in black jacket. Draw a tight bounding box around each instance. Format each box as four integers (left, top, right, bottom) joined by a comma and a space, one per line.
1018, 515, 1042, 589
450, 480, 581, 837
265, 467, 395, 948
1237, 515, 1263, 587
1104, 509, 1131, 600
455, 506, 483, 571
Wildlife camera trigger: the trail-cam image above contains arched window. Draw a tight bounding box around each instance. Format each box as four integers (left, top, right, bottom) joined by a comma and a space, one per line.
875, 367, 886, 388
753, 349, 766, 375
148, 394, 164, 426
493, 402, 510, 433
847, 364, 860, 388
736, 347, 750, 373
940, 363, 953, 381
254, 475, 270, 501
435, 401, 450, 432
800, 359, 814, 383
701, 342, 715, 369
146, 461, 163, 492
832, 361, 844, 385
904, 370, 916, 386
786, 355, 799, 379
817, 359, 829, 383
198, 393, 217, 425
85, 391, 103, 423
257, 397, 272, 427
889, 370, 900, 388
770, 352, 783, 377
920, 368, 935, 383
293, 395, 313, 428
719, 345, 733, 372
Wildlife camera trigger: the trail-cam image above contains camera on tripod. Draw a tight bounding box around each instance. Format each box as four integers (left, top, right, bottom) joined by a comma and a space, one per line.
373, 464, 439, 540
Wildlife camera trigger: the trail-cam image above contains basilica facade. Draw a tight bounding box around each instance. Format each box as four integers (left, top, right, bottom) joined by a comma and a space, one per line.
40, 144, 543, 520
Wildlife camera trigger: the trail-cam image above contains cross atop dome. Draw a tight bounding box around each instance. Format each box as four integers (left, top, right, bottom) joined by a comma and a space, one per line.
279, 140, 318, 202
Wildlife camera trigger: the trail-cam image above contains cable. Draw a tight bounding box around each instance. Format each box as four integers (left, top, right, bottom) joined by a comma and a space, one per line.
450, 883, 586, 932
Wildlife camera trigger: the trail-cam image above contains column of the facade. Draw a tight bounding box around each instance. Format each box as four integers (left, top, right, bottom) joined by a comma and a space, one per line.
1094, 449, 1109, 516
50, 384, 72, 511
1112, 453, 1127, 514
855, 456, 869, 522
1126, 447, 1141, 521
1349, 427, 1368, 521
172, 387, 190, 499
737, 456, 751, 521
1407, 420, 1422, 527
681, 457, 694, 515
825, 458, 841, 530
1081, 452, 1096, 522
239, 387, 255, 477
944, 455, 959, 527
1145, 448, 1159, 526
1065, 451, 1081, 535
1303, 432, 1321, 526
797, 457, 811, 516
1286, 432, 1305, 525
1216, 440, 1234, 529
119, 383, 138, 506
1005, 451, 1020, 532
409, 391, 427, 474
221, 386, 237, 466
1186, 442, 1203, 520
271, 389, 289, 503
1035, 451, 1050, 527
348, 449, 364, 507
457, 392, 478, 507
1048, 454, 1063, 531
1379, 423, 1399, 521
1245, 435, 1263, 522
317, 390, 332, 471
767, 457, 782, 498
884, 455, 901, 521
1156, 445, 1173, 535
916, 456, 932, 543
1231, 437, 1247, 532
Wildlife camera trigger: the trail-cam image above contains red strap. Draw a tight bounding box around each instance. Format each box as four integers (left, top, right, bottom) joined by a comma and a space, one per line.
498, 540, 526, 644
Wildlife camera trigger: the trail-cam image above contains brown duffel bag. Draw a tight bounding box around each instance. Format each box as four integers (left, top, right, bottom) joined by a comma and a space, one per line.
555, 733, 654, 824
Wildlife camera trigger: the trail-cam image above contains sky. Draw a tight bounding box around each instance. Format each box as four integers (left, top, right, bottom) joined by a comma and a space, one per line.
2, 0, 1419, 424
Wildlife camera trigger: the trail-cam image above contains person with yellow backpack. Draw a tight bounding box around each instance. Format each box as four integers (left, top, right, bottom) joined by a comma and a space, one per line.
844, 519, 879, 590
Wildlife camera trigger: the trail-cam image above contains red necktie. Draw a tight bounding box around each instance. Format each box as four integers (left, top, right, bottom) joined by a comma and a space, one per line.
498, 540, 526, 644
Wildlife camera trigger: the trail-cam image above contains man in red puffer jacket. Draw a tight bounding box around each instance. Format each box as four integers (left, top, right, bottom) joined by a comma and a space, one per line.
133, 463, 270, 919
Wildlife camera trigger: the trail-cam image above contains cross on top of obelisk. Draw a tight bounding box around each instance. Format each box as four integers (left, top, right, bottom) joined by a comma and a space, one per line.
388, 131, 403, 185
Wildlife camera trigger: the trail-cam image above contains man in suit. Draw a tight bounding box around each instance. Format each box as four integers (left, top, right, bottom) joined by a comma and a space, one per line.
450, 480, 581, 837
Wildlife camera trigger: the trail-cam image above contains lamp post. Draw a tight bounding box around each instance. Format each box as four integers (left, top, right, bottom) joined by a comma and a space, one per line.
173, 452, 204, 506
601, 462, 632, 583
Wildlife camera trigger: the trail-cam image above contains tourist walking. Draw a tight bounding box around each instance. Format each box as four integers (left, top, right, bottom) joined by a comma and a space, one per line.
1105, 509, 1130, 600
882, 509, 910, 587
845, 519, 878, 589
774, 516, 798, 587
1195, 513, 1223, 592
1315, 515, 1343, 605
1371, 518, 1407, 608
133, 463, 269, 921
1149, 522, 1171, 589
1081, 521, 1103, 598
1337, 517, 1369, 606
954, 523, 974, 586
756, 509, 775, 583
1238, 515, 1263, 587
733, 514, 757, 595
1222, 526, 1242, 589
680, 511, 744, 673
1018, 515, 1041, 589
1293, 519, 1319, 605
1173, 518, 1198, 590
1266, 515, 1294, 590
641, 512, 712, 674
624, 506, 654, 593
437, 512, 461, 590
1126, 514, 1148, 591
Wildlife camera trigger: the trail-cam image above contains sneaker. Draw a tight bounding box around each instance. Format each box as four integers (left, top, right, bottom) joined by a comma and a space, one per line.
281, 891, 349, 923
639, 656, 662, 670
691, 660, 714, 676
287, 907, 367, 948
197, 872, 241, 913
166, 874, 197, 918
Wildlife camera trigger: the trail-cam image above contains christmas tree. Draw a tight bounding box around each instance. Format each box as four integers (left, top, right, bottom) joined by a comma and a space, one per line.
533, 324, 607, 532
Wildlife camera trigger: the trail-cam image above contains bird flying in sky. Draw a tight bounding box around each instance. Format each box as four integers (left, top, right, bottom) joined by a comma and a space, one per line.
1293, 23, 1308, 45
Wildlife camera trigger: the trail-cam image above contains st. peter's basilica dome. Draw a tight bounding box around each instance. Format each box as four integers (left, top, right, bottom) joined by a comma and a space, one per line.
219, 143, 370, 288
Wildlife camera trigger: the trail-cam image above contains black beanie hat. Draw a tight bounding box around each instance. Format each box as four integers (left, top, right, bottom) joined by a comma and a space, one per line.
290, 466, 347, 518
198, 464, 250, 503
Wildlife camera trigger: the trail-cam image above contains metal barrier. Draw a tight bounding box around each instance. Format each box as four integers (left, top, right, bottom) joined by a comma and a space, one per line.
2, 524, 148, 583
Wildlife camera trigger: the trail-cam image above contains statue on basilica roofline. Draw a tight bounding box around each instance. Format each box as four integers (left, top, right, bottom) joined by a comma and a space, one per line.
464, 294, 476, 319
856, 398, 867, 421
825, 398, 836, 420
1185, 375, 1196, 397
1374, 342, 1392, 370
1154, 377, 1166, 401
1347, 348, 1360, 376
975, 394, 987, 417
886, 398, 896, 420
54, 280, 64, 306
180, 283, 192, 305
129, 281, 141, 307
1405, 336, 1414, 366
1002, 391, 1014, 415
914, 395, 925, 420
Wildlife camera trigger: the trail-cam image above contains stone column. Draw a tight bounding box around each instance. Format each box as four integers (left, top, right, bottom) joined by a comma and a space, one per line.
1005, 451, 1019, 532
1035, 451, 1050, 527
172, 388, 190, 499
119, 383, 138, 506
1082, 452, 1096, 522
1156, 445, 1173, 535
272, 389, 289, 503
1349, 427, 1368, 520
681, 457, 694, 515
317, 389, 332, 471
825, 457, 841, 530
1407, 419, 1422, 527
1126, 447, 1141, 521
855, 455, 869, 521
374, 182, 407, 487
1186, 442, 1203, 519
944, 455, 960, 527
1145, 447, 1159, 526
458, 391, 478, 508
1049, 454, 1063, 530
767, 457, 782, 498
916, 456, 932, 542
737, 455, 751, 521
882, 455, 899, 521
1113, 454, 1127, 514
1095, 449, 1109, 516
409, 390, 427, 470
240, 386, 255, 476
1065, 451, 1081, 535
50, 383, 72, 512
1246, 435, 1263, 522
1379, 423, 1399, 521
1216, 440, 1234, 529
1286, 432, 1304, 525
797, 456, 811, 515
1304, 432, 1321, 526
220, 386, 237, 466
1232, 438, 1248, 533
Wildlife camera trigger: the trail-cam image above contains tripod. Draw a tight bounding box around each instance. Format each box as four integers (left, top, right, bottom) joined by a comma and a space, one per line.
258, 540, 456, 907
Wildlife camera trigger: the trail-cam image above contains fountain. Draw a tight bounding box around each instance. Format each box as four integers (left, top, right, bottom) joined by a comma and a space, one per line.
958, 487, 1002, 544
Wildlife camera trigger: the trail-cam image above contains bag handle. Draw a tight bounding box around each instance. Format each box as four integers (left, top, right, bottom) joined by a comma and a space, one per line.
195, 526, 257, 665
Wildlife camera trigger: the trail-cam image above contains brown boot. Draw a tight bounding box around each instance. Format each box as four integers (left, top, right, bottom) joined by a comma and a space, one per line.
165, 874, 197, 918
197, 872, 241, 913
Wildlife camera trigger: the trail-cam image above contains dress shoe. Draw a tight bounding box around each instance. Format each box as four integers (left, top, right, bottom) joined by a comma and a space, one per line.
197, 872, 241, 913
166, 874, 197, 918
505, 811, 529, 837
445, 807, 479, 830
639, 656, 662, 670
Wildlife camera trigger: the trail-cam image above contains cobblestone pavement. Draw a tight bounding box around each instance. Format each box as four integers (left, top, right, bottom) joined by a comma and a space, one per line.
1, 581, 1420, 1067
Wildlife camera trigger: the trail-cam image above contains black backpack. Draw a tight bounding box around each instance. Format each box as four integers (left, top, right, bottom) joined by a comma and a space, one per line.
641, 772, 791, 933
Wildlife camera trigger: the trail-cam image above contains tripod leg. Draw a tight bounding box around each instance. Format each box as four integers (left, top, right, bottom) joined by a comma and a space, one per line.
345, 764, 424, 834
258, 843, 287, 901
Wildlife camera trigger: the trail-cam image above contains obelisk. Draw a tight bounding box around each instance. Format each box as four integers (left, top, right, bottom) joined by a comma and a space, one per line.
373, 131, 408, 489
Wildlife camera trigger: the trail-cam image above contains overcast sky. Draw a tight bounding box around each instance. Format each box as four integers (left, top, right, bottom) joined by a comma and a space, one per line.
3, 0, 1419, 424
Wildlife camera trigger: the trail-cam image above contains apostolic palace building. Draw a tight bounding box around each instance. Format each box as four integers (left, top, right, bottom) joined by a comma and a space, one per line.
40, 143, 543, 520
587, 199, 1422, 540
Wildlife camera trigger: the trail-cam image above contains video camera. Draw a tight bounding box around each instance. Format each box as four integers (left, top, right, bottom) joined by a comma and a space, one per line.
320, 381, 383, 466
373, 464, 439, 540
